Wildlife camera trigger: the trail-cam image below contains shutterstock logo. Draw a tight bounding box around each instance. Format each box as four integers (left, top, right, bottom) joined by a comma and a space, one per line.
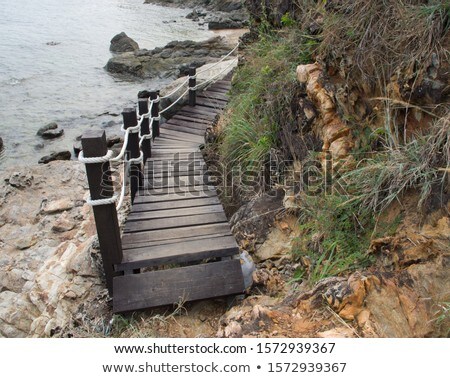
99, 152, 349, 199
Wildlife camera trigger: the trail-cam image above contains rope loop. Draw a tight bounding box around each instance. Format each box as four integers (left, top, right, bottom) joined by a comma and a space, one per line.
120, 124, 140, 134
87, 194, 118, 207
78, 150, 114, 164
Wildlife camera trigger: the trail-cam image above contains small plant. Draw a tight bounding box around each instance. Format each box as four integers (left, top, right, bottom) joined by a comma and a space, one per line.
292, 194, 375, 284
281, 12, 296, 27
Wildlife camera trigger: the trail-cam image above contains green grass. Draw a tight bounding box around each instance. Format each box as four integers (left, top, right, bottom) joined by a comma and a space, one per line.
219, 28, 318, 187
292, 194, 375, 284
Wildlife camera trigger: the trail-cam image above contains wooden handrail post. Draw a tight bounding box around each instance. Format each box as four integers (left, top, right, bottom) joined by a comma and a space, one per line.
122, 107, 142, 203
149, 90, 160, 139
81, 130, 123, 295
138, 96, 152, 163
189, 67, 197, 107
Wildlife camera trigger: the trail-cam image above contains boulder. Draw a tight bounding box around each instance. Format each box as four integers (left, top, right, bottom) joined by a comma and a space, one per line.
106, 134, 123, 148
207, 12, 249, 30
38, 151, 71, 164
110, 32, 139, 53
0, 136, 3, 150
36, 122, 58, 136
41, 129, 64, 139
105, 36, 234, 79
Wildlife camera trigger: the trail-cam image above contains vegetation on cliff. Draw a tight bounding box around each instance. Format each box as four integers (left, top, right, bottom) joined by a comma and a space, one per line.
215, 0, 449, 336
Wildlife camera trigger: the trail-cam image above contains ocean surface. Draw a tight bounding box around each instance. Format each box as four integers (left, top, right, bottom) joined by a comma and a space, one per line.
0, 0, 213, 167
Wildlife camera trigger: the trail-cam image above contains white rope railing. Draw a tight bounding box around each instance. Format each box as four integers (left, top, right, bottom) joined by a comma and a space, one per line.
159, 88, 190, 115
158, 43, 239, 115
79, 96, 155, 210
196, 42, 239, 75
80, 43, 239, 211
192, 57, 238, 91
159, 77, 190, 100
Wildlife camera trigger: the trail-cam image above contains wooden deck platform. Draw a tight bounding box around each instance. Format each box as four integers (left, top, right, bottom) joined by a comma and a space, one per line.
112, 79, 245, 313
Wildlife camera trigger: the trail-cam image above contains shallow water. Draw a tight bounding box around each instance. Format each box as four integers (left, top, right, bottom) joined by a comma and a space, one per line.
0, 0, 213, 167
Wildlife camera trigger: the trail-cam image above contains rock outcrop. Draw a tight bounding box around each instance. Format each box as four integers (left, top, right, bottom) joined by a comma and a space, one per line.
0, 162, 112, 337
37, 122, 64, 140
106, 36, 234, 79
296, 63, 354, 160
110, 32, 139, 53
38, 151, 72, 164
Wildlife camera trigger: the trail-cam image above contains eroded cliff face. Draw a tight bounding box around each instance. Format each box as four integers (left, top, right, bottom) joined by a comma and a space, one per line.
216, 0, 449, 338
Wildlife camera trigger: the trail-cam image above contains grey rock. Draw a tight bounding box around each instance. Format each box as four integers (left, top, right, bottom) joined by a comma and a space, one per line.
37, 122, 58, 136
38, 151, 71, 164
7, 172, 34, 188
105, 36, 233, 80
34, 143, 45, 150
41, 129, 64, 139
230, 190, 284, 246
110, 32, 139, 53
106, 135, 123, 148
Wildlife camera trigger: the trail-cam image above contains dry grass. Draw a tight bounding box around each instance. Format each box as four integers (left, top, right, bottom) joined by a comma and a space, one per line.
318, 0, 449, 82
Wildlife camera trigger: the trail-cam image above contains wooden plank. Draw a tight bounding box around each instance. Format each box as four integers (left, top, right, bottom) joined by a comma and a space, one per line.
204, 87, 229, 95
127, 204, 224, 221
199, 91, 229, 101
122, 231, 232, 250
171, 114, 211, 125
196, 102, 226, 111
130, 196, 221, 213
117, 235, 239, 271
143, 175, 212, 190
138, 186, 216, 199
122, 222, 231, 246
178, 110, 217, 121
164, 123, 206, 136
150, 169, 207, 179
124, 212, 228, 233
197, 93, 228, 102
184, 105, 219, 116
134, 188, 217, 204
166, 119, 208, 131
113, 260, 245, 312
159, 129, 204, 143
148, 151, 204, 159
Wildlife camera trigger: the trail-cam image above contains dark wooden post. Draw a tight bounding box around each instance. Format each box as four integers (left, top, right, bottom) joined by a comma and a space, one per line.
138, 97, 152, 163
189, 67, 197, 107
81, 130, 122, 295
149, 90, 160, 139
122, 108, 142, 203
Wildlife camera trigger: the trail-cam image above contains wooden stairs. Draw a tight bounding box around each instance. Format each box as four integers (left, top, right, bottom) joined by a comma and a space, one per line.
111, 79, 245, 313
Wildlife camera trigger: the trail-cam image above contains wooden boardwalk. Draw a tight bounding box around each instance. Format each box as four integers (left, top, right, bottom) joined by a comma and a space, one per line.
112, 79, 245, 313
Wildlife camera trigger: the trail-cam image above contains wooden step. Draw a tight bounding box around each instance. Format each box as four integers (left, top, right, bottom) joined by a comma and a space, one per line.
122, 223, 232, 249
130, 196, 221, 213
113, 260, 245, 313
127, 204, 224, 222
124, 212, 228, 233
134, 189, 216, 204
143, 175, 212, 190
116, 235, 239, 271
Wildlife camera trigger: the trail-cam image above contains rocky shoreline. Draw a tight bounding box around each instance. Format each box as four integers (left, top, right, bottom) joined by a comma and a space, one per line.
106, 36, 235, 79
144, 0, 249, 30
